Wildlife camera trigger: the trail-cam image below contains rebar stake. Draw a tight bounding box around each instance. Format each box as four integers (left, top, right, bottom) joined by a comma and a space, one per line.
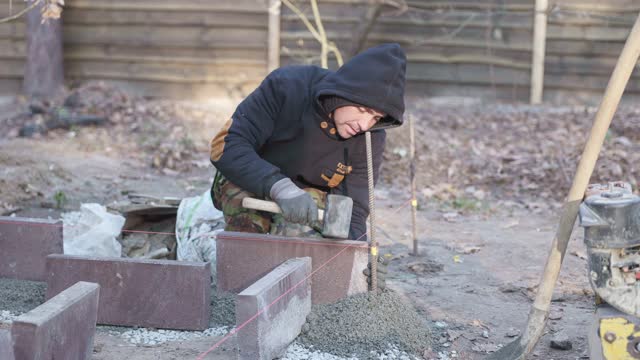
410, 115, 418, 256
366, 131, 377, 293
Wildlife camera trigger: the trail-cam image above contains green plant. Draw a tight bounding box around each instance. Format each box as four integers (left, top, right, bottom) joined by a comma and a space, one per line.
451, 197, 479, 212
53, 190, 67, 209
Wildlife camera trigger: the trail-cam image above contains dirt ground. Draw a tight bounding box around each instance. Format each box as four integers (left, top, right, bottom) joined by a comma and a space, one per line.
0, 91, 602, 359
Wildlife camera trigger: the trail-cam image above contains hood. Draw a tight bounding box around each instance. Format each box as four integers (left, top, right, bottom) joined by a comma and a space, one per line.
314, 43, 407, 130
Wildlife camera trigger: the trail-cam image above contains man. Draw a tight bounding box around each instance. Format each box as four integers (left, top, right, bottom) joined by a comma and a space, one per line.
209, 43, 406, 242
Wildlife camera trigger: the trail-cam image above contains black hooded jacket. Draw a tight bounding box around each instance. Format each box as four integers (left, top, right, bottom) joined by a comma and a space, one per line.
210, 43, 406, 240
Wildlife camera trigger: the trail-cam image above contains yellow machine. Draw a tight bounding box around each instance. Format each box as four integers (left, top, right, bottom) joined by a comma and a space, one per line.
580, 182, 640, 359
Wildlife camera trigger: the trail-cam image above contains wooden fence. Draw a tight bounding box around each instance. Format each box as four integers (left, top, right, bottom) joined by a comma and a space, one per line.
0, 0, 270, 98
280, 0, 640, 104
1, 0, 639, 103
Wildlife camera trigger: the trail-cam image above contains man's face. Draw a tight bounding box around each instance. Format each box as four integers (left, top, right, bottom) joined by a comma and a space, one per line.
332, 106, 386, 139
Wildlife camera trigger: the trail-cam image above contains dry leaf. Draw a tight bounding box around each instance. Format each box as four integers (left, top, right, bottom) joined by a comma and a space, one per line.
41, 3, 63, 20
501, 220, 519, 229
570, 250, 587, 260
461, 246, 482, 254
471, 343, 500, 353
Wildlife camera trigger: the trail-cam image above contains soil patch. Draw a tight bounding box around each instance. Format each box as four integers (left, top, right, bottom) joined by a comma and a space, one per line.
299, 290, 431, 359
383, 101, 640, 206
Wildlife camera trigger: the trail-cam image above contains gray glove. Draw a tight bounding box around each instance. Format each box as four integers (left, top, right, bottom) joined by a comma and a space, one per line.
270, 178, 319, 225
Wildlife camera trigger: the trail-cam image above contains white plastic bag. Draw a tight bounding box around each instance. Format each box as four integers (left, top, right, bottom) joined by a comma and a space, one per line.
176, 190, 225, 278
62, 203, 124, 257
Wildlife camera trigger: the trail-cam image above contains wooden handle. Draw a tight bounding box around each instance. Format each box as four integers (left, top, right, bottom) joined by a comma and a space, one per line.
242, 197, 324, 218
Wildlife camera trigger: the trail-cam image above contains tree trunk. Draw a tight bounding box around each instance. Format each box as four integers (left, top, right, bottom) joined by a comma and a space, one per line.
24, 2, 64, 98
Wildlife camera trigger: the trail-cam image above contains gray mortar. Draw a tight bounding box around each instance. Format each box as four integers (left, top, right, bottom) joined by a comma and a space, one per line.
299, 290, 431, 359
0, 278, 46, 315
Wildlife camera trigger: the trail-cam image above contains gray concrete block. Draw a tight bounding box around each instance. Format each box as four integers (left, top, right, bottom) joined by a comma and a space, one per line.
236, 257, 312, 360
0, 329, 14, 360
0, 216, 63, 281
11, 281, 99, 360
45, 254, 211, 330
217, 231, 367, 304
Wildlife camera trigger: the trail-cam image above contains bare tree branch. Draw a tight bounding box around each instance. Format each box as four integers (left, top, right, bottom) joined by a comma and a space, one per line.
311, 0, 328, 68
0, 0, 41, 24
282, 0, 321, 40
380, 0, 408, 16
349, 0, 384, 57
348, 0, 408, 58
281, 0, 343, 68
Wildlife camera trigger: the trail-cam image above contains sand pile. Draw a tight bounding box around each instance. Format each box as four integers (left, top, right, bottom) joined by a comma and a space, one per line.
299, 290, 431, 359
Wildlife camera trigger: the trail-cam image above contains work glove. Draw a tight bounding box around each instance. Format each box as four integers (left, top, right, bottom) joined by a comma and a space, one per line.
270, 178, 319, 225
363, 254, 391, 290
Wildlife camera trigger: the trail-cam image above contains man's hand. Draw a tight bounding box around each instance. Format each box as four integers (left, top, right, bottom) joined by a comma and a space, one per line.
270, 178, 319, 225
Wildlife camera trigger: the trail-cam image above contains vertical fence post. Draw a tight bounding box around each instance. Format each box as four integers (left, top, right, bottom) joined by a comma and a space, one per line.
267, 0, 281, 73
530, 0, 548, 104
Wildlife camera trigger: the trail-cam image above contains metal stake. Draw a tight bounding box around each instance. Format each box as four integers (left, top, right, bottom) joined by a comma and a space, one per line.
409, 115, 418, 256
365, 131, 377, 292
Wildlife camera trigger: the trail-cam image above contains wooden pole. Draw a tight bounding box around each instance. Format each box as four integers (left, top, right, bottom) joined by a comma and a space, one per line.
267, 0, 281, 72
410, 116, 418, 256
310, 0, 328, 68
530, 0, 548, 104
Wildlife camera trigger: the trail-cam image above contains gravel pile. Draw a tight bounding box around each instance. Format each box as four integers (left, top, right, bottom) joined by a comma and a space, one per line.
283, 343, 356, 360
283, 342, 421, 360
0, 279, 46, 314
299, 290, 431, 359
119, 326, 228, 346
210, 286, 235, 326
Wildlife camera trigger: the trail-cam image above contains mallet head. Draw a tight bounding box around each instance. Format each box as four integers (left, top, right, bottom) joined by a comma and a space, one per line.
322, 194, 353, 239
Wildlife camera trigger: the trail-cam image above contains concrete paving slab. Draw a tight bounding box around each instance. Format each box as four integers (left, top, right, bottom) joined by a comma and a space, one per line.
45, 255, 211, 330
0, 329, 14, 360
217, 232, 368, 304
0, 216, 63, 281
236, 257, 312, 360
11, 281, 99, 360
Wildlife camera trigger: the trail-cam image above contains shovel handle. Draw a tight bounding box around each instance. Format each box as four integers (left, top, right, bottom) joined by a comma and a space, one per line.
242, 197, 325, 219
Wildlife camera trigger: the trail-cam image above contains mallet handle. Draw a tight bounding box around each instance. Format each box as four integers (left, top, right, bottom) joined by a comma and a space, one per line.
242, 197, 325, 218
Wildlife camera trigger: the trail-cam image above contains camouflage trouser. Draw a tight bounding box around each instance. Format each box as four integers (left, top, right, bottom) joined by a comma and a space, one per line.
211, 172, 326, 238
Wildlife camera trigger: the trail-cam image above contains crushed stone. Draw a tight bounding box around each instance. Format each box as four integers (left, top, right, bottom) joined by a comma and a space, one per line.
283, 342, 421, 360
0, 310, 18, 324
210, 285, 235, 327
0, 278, 46, 314
299, 290, 431, 359
283, 342, 356, 360
425, 350, 459, 360
119, 326, 228, 346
